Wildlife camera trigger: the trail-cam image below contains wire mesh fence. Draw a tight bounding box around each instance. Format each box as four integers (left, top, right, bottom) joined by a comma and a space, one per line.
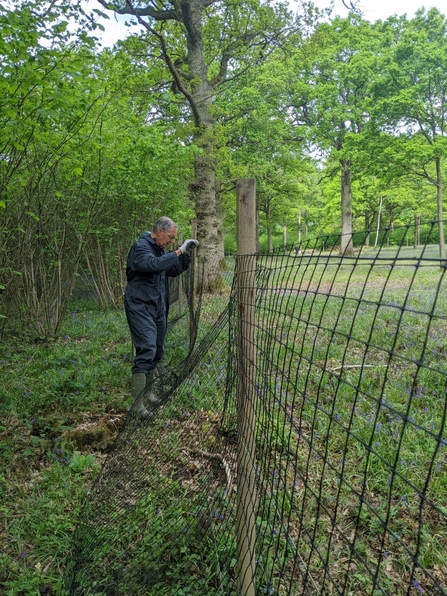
66, 222, 447, 596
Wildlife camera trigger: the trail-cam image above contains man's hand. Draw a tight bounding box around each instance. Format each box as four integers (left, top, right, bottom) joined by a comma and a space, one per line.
179, 239, 199, 254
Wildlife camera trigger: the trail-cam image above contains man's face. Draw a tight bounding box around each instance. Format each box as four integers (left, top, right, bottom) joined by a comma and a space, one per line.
154, 226, 177, 248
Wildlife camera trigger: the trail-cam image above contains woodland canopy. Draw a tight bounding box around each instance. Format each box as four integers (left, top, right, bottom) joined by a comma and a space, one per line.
1, 0, 447, 337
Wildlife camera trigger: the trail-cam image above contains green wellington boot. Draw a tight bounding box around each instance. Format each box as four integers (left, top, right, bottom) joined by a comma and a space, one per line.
132, 373, 150, 417
145, 368, 160, 405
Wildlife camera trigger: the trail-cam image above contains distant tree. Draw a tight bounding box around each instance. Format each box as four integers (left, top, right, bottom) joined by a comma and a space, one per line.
212, 47, 319, 252
286, 15, 381, 255
371, 9, 447, 260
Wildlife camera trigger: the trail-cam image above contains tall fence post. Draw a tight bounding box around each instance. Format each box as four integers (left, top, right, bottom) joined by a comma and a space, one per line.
189, 219, 197, 351
236, 178, 257, 596
178, 232, 183, 320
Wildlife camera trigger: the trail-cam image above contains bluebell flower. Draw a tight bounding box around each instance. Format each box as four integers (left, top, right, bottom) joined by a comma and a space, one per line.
412, 580, 424, 593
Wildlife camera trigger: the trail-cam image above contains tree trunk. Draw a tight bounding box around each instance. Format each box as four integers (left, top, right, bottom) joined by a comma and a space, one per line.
267, 226, 273, 253
215, 181, 225, 265
265, 200, 273, 253
192, 134, 222, 292
436, 157, 445, 261
340, 159, 353, 256
184, 1, 222, 292
414, 214, 421, 249
374, 196, 383, 250
364, 212, 372, 247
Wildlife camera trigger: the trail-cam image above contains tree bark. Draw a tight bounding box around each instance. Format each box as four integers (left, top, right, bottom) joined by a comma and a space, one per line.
267, 226, 273, 253
340, 159, 354, 256
214, 181, 225, 265
364, 212, 373, 247
435, 157, 445, 262
414, 214, 421, 249
192, 128, 222, 292
183, 0, 222, 291
374, 196, 383, 250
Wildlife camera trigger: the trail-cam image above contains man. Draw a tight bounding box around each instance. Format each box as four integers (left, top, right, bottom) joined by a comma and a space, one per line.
124, 216, 198, 416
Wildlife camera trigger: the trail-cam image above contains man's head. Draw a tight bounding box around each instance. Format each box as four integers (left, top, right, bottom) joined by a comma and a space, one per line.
151, 216, 178, 249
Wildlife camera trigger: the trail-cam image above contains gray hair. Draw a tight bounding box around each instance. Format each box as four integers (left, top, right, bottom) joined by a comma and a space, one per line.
152, 216, 178, 234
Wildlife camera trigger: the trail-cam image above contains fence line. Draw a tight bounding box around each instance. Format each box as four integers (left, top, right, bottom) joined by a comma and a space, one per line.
66, 220, 447, 595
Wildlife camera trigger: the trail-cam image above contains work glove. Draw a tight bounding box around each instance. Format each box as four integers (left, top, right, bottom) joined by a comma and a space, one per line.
179, 239, 199, 254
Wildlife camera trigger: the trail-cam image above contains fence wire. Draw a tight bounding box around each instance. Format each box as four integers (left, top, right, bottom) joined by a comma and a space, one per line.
66, 222, 447, 596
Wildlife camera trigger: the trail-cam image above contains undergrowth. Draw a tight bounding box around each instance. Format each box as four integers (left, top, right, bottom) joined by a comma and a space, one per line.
0, 299, 132, 595
2, 253, 447, 595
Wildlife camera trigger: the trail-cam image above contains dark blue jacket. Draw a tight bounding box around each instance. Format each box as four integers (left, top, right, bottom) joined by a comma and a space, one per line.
125, 233, 190, 319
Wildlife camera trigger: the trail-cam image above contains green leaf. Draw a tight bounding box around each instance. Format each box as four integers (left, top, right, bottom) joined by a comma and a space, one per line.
92, 9, 110, 19
25, 211, 40, 221
85, 453, 96, 467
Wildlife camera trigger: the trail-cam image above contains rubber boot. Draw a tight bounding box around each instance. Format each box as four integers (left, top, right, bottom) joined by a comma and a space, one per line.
132, 373, 150, 418
146, 368, 160, 405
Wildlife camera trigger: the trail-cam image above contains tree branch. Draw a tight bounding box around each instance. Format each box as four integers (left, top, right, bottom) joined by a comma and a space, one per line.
341, 0, 361, 13
317, 166, 340, 184
96, 0, 179, 21
118, 1, 201, 125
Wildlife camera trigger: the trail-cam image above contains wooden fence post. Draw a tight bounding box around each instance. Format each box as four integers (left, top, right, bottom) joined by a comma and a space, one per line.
189, 219, 197, 351
177, 233, 183, 320
236, 178, 257, 596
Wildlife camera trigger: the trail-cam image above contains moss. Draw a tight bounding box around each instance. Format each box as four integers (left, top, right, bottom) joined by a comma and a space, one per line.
61, 420, 116, 449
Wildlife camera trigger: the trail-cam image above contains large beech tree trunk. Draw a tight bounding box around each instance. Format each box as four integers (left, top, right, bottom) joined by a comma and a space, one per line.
192, 130, 222, 291
184, 0, 223, 291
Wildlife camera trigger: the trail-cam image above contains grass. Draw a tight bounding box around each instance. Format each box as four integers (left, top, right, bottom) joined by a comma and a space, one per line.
0, 289, 230, 595
1, 247, 447, 595
0, 299, 133, 595
249, 249, 447, 594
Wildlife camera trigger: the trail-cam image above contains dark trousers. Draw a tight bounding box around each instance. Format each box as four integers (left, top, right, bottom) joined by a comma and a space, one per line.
124, 295, 167, 375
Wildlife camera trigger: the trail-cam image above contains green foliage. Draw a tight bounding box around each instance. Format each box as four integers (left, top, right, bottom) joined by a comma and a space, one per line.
0, 300, 131, 420
0, 5, 196, 337
68, 451, 98, 473
364, 10, 447, 211
4, 2, 447, 336
0, 435, 96, 595
0, 297, 127, 594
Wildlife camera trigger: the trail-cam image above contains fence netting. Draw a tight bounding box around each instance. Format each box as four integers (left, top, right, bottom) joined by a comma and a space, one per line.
66, 222, 447, 596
